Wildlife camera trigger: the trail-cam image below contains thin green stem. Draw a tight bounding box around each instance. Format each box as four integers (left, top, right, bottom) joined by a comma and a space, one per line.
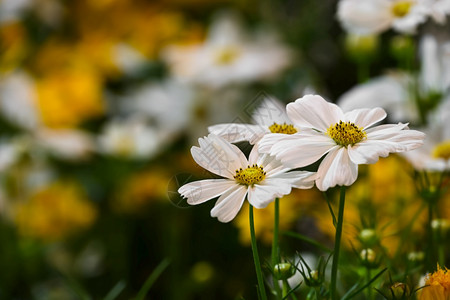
250, 204, 268, 300
366, 268, 373, 300
330, 186, 346, 300
357, 62, 369, 83
272, 198, 282, 299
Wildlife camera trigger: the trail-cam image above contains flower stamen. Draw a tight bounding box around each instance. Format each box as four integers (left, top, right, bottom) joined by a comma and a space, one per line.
215, 47, 240, 65
327, 120, 366, 146
269, 122, 297, 134
234, 164, 266, 186
432, 140, 450, 160
391, 1, 413, 18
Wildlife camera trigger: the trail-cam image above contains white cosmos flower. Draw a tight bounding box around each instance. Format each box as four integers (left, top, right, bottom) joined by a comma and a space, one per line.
259, 95, 425, 191
178, 134, 316, 223
337, 0, 430, 35
208, 96, 298, 145
339, 35, 450, 124
161, 12, 293, 88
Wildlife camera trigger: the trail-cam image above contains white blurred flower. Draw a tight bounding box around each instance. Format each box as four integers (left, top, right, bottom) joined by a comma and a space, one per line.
33, 128, 95, 161
402, 100, 450, 171
117, 79, 193, 135
338, 72, 419, 122
0, 0, 62, 26
0, 71, 40, 130
97, 117, 170, 159
112, 43, 149, 76
0, 138, 25, 172
178, 134, 316, 223
162, 12, 293, 88
339, 35, 450, 124
337, 0, 434, 35
0, 0, 32, 24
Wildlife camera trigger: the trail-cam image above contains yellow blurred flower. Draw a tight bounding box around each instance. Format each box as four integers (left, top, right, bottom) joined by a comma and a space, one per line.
72, 1, 203, 60
234, 189, 322, 245
15, 182, 97, 241
113, 170, 169, 214
35, 69, 104, 128
419, 266, 450, 300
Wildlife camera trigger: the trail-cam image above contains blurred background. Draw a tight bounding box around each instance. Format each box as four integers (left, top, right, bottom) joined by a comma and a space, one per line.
0, 0, 449, 299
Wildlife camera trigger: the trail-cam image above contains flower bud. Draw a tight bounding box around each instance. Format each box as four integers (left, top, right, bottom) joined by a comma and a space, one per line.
273, 263, 295, 280
390, 282, 410, 298
345, 34, 379, 63
360, 248, 378, 268
431, 219, 450, 232
407, 251, 424, 262
359, 228, 378, 246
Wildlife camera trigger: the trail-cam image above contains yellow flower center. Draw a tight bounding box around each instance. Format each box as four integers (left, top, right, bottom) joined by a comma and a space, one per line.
432, 140, 450, 160
268, 122, 298, 134
327, 120, 367, 146
234, 164, 266, 186
215, 47, 240, 65
392, 1, 413, 18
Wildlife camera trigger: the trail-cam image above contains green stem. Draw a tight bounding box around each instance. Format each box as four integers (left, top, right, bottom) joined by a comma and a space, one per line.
366, 267, 372, 300
282, 279, 289, 298
357, 62, 369, 83
250, 204, 268, 300
330, 186, 346, 300
272, 198, 282, 299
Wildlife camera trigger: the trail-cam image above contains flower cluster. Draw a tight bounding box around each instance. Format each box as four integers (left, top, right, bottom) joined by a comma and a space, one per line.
180, 95, 424, 219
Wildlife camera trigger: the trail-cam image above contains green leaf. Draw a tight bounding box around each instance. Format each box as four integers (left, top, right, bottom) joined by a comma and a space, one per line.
103, 280, 126, 300
342, 268, 387, 300
134, 258, 171, 300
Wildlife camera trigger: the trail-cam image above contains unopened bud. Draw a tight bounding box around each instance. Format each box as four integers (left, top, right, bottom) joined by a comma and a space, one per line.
360, 249, 375, 262
345, 34, 379, 62
431, 219, 450, 232
359, 228, 378, 246
407, 251, 424, 262
274, 263, 295, 280
390, 282, 410, 298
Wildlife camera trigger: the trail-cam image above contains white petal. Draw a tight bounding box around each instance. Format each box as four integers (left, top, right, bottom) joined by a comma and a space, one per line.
259, 153, 290, 176
208, 123, 267, 144
251, 96, 290, 126
191, 134, 248, 179
348, 141, 392, 164
247, 183, 287, 209
315, 147, 358, 191
210, 185, 248, 223
269, 131, 337, 168
178, 179, 237, 205
344, 107, 386, 129
270, 171, 317, 189
366, 124, 425, 151
287, 95, 344, 132
258, 133, 296, 153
